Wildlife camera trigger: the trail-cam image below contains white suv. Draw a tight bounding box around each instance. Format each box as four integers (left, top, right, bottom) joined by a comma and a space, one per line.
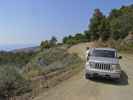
85, 48, 122, 80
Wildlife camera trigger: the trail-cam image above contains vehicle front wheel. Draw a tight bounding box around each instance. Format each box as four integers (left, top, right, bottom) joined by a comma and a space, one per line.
85, 73, 93, 79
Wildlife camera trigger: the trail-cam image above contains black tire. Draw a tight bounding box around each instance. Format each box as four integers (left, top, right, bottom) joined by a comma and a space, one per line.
85, 73, 92, 79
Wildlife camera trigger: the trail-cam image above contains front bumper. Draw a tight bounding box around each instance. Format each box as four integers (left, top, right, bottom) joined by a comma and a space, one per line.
85, 69, 121, 79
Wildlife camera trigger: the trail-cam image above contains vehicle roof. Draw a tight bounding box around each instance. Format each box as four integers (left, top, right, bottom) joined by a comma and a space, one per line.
90, 48, 116, 51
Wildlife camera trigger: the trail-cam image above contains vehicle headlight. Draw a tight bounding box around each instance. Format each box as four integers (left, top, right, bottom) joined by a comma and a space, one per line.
112, 64, 120, 70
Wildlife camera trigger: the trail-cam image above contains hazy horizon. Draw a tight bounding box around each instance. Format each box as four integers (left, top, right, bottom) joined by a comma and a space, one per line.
0, 43, 38, 51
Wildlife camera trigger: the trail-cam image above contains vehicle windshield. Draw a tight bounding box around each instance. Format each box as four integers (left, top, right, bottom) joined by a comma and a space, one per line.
92, 50, 115, 58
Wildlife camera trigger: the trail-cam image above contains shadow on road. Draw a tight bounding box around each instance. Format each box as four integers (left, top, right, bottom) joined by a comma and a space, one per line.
88, 71, 128, 86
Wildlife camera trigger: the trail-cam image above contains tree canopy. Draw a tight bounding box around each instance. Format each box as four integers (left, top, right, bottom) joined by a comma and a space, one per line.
62, 4, 133, 44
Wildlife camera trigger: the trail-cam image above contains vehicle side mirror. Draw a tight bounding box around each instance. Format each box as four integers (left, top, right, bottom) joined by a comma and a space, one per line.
118, 56, 122, 59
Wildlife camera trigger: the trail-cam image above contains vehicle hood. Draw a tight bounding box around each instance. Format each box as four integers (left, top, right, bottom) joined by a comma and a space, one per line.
89, 56, 119, 64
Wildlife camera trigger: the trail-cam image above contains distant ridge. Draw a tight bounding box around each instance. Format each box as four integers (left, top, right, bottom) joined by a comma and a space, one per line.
11, 46, 39, 53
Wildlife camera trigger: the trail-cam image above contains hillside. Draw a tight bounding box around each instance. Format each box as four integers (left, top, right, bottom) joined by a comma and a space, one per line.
11, 46, 39, 53
0, 44, 83, 100
33, 43, 133, 100
23, 46, 83, 79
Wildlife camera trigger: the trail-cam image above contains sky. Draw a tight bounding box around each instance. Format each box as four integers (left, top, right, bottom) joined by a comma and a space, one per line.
0, 0, 133, 50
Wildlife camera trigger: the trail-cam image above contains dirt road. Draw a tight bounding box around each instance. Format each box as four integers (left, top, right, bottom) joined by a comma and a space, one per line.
34, 43, 133, 100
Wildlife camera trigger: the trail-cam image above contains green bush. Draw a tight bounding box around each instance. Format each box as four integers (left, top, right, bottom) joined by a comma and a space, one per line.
23, 64, 45, 79
23, 47, 82, 78
0, 51, 35, 69
0, 66, 31, 99
40, 40, 50, 50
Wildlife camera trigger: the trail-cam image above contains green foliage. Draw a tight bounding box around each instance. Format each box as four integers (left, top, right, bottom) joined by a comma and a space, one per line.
100, 19, 111, 41
84, 30, 91, 41
0, 66, 31, 98
0, 52, 35, 68
109, 5, 133, 40
40, 36, 58, 50
24, 47, 82, 78
24, 64, 44, 79
109, 9, 122, 19
62, 4, 133, 44
63, 33, 88, 45
40, 40, 50, 50
89, 9, 111, 41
